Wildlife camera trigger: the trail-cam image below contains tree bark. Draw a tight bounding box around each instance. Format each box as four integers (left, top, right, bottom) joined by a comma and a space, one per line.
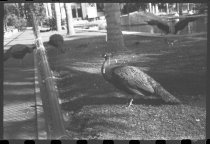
155, 4, 159, 14
47, 3, 52, 18
104, 3, 126, 53
59, 3, 63, 20
29, 3, 40, 38
54, 3, 62, 31
15, 3, 20, 18
44, 3, 49, 18
18, 3, 25, 18
187, 3, 190, 12
64, 3, 75, 35
148, 3, 152, 13
179, 3, 183, 15
166, 3, 169, 14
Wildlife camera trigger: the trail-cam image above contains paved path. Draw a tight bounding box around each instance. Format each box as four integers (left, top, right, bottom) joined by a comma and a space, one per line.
3, 29, 46, 139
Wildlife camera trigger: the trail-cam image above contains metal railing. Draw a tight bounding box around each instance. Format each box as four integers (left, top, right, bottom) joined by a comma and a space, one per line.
30, 3, 67, 138
34, 38, 68, 139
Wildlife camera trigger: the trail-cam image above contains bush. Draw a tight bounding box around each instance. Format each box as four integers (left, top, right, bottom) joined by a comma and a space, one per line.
7, 14, 27, 31
48, 34, 64, 48
194, 3, 207, 14
43, 17, 57, 30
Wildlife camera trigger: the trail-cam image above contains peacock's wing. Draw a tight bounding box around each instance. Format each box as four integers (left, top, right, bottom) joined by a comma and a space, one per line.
174, 17, 198, 34
112, 66, 155, 94
146, 19, 170, 34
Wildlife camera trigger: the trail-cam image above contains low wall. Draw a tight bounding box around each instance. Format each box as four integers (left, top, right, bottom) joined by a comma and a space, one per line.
120, 11, 164, 26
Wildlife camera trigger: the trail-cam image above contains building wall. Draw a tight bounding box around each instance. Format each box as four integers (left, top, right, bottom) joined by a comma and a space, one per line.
54, 3, 98, 20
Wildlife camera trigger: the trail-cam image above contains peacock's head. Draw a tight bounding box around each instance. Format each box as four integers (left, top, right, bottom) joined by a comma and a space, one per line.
103, 53, 112, 60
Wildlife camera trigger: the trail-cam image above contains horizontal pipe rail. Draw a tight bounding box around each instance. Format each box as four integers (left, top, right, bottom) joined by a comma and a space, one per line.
34, 38, 67, 139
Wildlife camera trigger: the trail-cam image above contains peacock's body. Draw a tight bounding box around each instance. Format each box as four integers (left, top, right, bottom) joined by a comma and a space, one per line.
101, 53, 181, 107
146, 16, 199, 47
4, 44, 36, 65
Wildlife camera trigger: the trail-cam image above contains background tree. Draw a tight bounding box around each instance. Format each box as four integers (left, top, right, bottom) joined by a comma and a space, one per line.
64, 3, 75, 35
178, 3, 183, 15
104, 3, 126, 53
4, 3, 28, 31
54, 3, 62, 31
4, 4, 18, 30
97, 3, 104, 12
120, 3, 149, 15
194, 3, 207, 14
23, 3, 46, 27
18, 3, 25, 18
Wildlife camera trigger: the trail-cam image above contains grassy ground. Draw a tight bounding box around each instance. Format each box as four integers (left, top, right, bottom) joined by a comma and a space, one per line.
48, 30, 206, 140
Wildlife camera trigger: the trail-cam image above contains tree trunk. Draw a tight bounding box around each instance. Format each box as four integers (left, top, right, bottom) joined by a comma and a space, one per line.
44, 3, 49, 18
155, 4, 159, 14
176, 3, 179, 13
179, 3, 183, 15
47, 3, 52, 18
148, 3, 152, 13
29, 3, 40, 42
64, 3, 75, 35
187, 3, 190, 12
152, 5, 155, 14
166, 3, 169, 14
59, 3, 63, 20
15, 3, 20, 18
104, 3, 126, 53
54, 3, 62, 31
18, 3, 25, 18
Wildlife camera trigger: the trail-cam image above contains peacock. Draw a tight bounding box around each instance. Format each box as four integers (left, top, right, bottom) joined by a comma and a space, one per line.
101, 53, 181, 108
146, 16, 199, 47
45, 34, 65, 71
4, 44, 36, 65
47, 34, 65, 53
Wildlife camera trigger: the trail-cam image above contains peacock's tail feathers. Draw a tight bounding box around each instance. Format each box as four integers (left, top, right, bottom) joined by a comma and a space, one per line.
153, 82, 181, 104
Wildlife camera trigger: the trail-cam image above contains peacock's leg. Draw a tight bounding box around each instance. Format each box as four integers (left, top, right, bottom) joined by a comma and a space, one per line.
126, 98, 134, 109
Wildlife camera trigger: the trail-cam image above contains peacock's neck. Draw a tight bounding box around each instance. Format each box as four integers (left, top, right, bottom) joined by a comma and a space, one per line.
101, 57, 111, 79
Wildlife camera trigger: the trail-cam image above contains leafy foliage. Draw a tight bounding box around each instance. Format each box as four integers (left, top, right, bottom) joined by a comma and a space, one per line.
194, 3, 207, 14
121, 3, 148, 15
24, 3, 46, 26
4, 3, 46, 29
96, 3, 104, 12
7, 14, 26, 30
